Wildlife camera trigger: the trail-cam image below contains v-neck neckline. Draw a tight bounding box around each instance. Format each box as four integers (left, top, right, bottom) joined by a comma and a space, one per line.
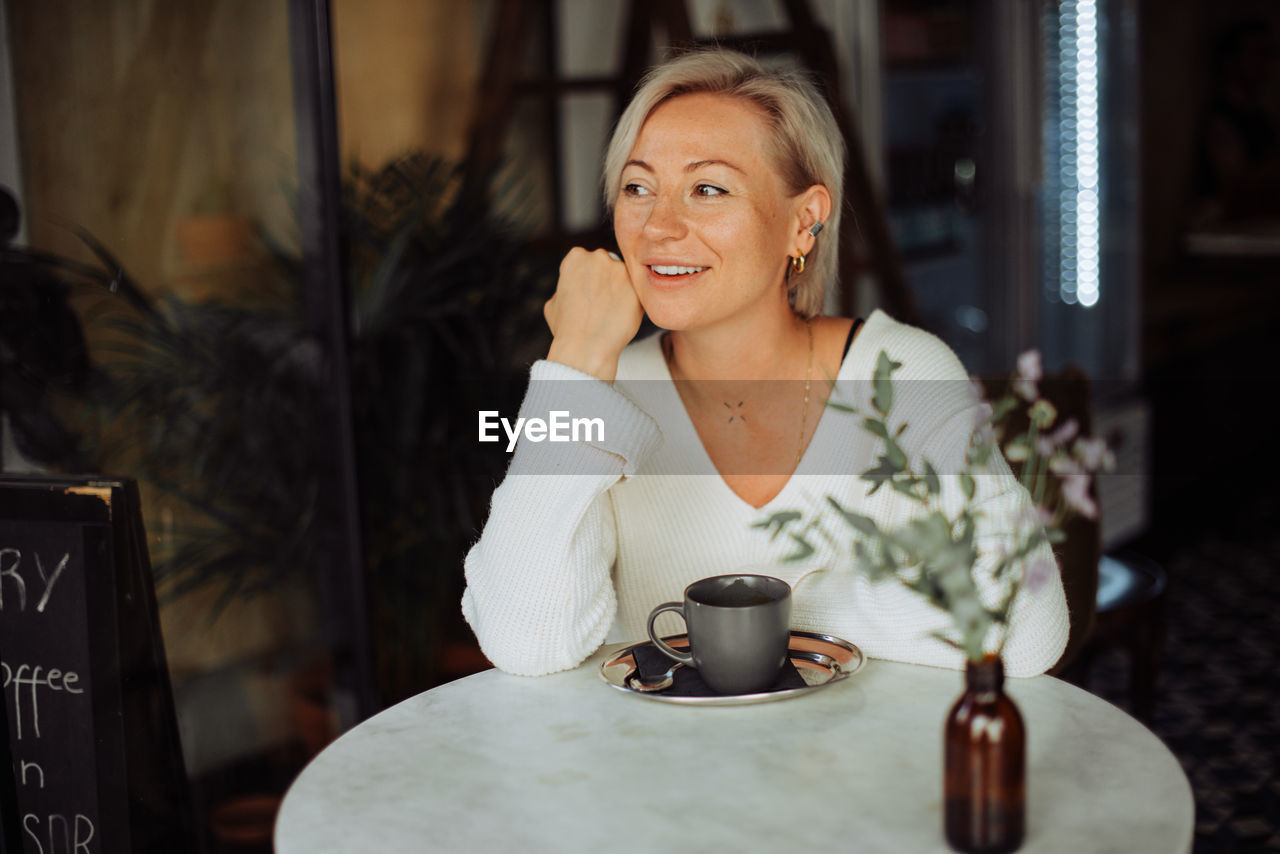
652, 319, 867, 512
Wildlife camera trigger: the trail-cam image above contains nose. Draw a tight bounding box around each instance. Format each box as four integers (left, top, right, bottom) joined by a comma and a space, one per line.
642, 192, 688, 241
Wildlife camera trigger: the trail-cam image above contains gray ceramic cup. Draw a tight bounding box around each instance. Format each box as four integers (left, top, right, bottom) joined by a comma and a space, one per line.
646, 574, 792, 695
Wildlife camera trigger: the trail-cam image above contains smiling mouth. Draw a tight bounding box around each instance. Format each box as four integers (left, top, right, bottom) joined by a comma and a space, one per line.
649, 265, 708, 278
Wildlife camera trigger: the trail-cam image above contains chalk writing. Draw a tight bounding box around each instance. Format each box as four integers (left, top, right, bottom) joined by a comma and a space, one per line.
2, 520, 102, 852
2, 661, 85, 740
21, 759, 45, 788
0, 548, 69, 613
0, 480, 195, 852
22, 812, 95, 853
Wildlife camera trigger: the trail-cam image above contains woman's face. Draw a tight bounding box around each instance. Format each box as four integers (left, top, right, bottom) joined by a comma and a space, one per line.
613, 92, 804, 332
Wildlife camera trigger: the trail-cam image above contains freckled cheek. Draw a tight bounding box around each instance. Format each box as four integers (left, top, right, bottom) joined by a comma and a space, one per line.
612, 207, 646, 250
702, 215, 778, 268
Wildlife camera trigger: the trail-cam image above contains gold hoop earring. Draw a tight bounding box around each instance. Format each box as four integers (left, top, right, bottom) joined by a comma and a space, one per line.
790, 253, 806, 275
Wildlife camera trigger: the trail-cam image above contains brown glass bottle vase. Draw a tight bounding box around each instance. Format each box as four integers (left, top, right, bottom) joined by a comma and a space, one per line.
944, 654, 1025, 853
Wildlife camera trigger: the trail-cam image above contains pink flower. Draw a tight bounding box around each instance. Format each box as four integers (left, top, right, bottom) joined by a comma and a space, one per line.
1049, 455, 1083, 476
1023, 553, 1058, 594
1074, 436, 1115, 472
1013, 351, 1042, 401
972, 401, 994, 434
1012, 377, 1037, 402
1050, 418, 1080, 446
968, 377, 988, 404
1060, 474, 1097, 519
1036, 417, 1079, 457
1017, 350, 1043, 382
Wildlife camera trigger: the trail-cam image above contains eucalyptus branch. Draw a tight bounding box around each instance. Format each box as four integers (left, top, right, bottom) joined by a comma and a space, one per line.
756, 346, 1112, 664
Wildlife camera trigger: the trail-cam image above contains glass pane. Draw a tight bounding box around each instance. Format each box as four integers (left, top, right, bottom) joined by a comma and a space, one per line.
881, 0, 992, 371
329, 0, 556, 707
1039, 0, 1140, 382
3, 1, 342, 848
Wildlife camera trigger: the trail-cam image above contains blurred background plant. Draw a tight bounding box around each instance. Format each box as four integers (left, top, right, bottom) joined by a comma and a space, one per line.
0, 186, 107, 472
1, 156, 554, 705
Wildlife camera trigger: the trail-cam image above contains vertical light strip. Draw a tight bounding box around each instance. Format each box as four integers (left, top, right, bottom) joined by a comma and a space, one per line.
1059, 0, 1101, 308
1075, 0, 1100, 307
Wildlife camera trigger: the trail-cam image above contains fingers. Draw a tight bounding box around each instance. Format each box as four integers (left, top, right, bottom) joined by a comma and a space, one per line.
542, 293, 556, 334
543, 247, 643, 381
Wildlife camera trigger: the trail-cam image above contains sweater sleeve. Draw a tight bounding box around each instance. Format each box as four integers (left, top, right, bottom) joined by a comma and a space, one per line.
461, 359, 663, 676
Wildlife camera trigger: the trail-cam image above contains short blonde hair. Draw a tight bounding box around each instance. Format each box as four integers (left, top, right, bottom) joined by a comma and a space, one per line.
603, 49, 846, 318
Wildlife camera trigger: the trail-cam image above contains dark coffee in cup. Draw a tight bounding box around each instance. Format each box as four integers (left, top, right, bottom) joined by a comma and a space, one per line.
646, 574, 792, 695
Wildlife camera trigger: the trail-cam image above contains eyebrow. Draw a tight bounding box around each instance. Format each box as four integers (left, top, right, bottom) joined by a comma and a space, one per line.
623, 158, 746, 175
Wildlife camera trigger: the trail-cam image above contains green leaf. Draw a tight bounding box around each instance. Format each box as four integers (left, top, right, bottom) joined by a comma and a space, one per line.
905, 512, 956, 555
924, 461, 941, 496
956, 513, 977, 549
969, 442, 994, 467
872, 351, 902, 415
751, 510, 801, 532
889, 477, 927, 503
862, 417, 889, 439
885, 438, 908, 470
990, 395, 1019, 423
960, 472, 976, 501
826, 399, 858, 414
860, 458, 898, 494
783, 532, 815, 562
825, 497, 881, 537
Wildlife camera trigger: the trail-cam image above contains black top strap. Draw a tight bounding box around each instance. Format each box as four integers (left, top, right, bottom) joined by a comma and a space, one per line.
841, 317, 865, 361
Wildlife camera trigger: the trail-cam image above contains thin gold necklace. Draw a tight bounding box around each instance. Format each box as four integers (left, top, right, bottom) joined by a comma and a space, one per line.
664, 321, 814, 466
796, 319, 814, 467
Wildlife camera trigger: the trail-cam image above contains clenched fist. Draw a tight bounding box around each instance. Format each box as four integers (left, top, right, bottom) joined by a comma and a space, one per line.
544, 247, 644, 382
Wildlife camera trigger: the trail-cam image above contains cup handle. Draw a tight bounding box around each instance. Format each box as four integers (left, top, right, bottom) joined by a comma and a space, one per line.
646, 602, 695, 666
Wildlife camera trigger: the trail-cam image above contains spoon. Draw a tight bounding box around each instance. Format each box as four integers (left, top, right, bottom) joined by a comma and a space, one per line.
626, 662, 682, 692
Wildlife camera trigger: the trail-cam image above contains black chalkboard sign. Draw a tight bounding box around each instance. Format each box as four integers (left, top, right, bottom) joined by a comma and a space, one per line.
0, 476, 194, 853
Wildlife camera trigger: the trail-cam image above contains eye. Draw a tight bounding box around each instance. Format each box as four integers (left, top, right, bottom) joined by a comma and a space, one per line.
622, 182, 651, 197
694, 183, 727, 197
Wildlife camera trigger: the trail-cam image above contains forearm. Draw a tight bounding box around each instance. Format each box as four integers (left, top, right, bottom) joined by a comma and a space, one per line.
461, 360, 662, 675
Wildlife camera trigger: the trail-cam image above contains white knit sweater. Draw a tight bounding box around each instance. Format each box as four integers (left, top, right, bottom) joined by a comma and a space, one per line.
462, 310, 1070, 678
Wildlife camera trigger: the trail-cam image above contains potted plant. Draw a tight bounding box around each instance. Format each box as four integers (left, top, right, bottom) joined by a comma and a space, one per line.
757, 349, 1113, 853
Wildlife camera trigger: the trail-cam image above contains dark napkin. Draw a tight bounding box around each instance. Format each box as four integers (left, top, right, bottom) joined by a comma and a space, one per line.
631, 642, 807, 697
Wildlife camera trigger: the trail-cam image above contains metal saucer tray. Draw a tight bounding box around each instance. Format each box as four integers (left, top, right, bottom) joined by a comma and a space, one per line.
600, 630, 865, 706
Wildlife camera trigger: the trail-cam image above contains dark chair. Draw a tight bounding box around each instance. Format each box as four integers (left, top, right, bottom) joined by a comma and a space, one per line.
1069, 552, 1169, 723
982, 368, 1101, 677
983, 369, 1167, 720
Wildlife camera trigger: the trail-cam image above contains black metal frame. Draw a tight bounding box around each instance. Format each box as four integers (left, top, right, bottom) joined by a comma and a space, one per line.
287, 0, 377, 723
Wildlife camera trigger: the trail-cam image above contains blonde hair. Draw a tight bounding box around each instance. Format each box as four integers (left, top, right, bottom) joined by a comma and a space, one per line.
603, 49, 846, 318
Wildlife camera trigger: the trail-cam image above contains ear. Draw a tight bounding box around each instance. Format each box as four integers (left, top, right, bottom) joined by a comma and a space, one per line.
792, 184, 833, 255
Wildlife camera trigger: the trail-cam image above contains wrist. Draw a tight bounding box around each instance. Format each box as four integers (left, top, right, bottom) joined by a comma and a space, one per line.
546, 339, 619, 383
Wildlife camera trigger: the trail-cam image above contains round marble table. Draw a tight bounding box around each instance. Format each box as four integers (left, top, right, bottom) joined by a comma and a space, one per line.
275, 647, 1193, 853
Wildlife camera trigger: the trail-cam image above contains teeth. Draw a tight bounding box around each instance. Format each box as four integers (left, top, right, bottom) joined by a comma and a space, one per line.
651, 265, 707, 276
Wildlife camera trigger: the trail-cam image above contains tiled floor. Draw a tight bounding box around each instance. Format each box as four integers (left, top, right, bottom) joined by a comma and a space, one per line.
1083, 495, 1280, 853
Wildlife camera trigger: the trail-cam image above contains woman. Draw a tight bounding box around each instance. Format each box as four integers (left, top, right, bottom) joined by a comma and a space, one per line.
462, 49, 1068, 678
